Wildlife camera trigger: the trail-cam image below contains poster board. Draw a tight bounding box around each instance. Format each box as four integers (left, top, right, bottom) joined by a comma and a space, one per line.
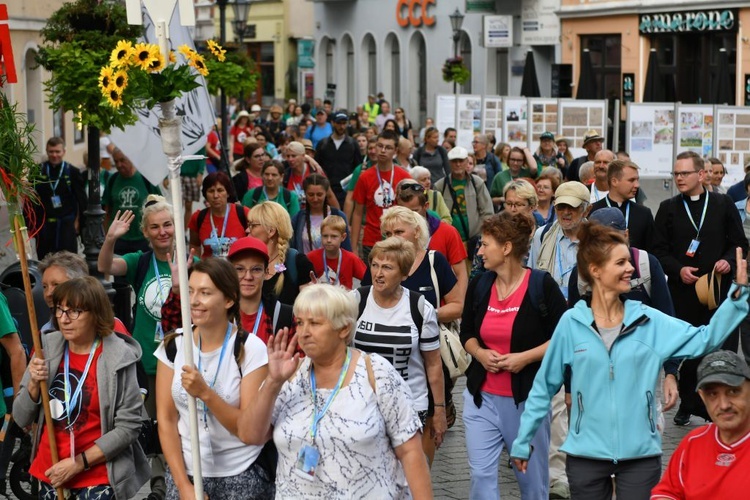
714, 106, 750, 185
558, 99, 607, 158
528, 98, 559, 142
456, 95, 483, 150
503, 97, 529, 149
625, 103, 676, 178
435, 94, 456, 135
676, 104, 714, 160
481, 97, 504, 144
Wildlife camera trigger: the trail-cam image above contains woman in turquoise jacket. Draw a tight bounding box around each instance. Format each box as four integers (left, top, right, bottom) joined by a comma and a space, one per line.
511, 221, 749, 499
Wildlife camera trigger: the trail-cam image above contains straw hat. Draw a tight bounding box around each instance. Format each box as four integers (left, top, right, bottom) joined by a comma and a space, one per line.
695, 271, 722, 310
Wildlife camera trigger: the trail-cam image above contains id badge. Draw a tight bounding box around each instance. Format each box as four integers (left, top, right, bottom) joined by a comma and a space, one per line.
294, 444, 320, 481
51, 195, 62, 209
686, 239, 700, 257
154, 323, 164, 343
50, 398, 64, 420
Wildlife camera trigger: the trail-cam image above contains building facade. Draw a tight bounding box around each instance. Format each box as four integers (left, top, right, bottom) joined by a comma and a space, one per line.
311, 0, 561, 124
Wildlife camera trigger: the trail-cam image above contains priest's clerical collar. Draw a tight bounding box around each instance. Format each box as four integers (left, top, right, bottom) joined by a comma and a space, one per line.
690, 194, 701, 201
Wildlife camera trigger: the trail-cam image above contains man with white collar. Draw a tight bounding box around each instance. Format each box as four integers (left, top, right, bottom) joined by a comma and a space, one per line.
653, 151, 747, 427
652, 350, 750, 500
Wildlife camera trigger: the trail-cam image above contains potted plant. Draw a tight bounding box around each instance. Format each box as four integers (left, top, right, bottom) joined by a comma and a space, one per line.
442, 56, 471, 85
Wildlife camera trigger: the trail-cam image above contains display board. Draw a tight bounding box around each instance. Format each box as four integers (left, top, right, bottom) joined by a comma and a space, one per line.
435, 94, 456, 136
503, 97, 529, 149
676, 104, 714, 159
558, 99, 608, 159
456, 95, 483, 150
715, 106, 750, 185
481, 97, 504, 143
528, 98, 559, 142
625, 103, 676, 177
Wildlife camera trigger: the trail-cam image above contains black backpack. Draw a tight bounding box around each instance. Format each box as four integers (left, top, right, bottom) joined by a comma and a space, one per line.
195, 205, 249, 233
356, 286, 425, 332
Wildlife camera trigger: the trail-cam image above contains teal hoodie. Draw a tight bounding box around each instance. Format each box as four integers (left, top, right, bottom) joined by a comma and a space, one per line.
511, 284, 749, 463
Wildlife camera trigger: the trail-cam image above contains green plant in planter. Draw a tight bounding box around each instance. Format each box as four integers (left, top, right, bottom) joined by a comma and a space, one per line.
204, 48, 259, 99
442, 57, 471, 85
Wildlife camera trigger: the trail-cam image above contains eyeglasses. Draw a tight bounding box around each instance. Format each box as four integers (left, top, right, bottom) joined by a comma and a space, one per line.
509, 158, 525, 163
505, 202, 529, 209
376, 143, 395, 151
251, 154, 266, 160
401, 183, 426, 193
55, 307, 86, 320
235, 266, 265, 278
671, 171, 699, 178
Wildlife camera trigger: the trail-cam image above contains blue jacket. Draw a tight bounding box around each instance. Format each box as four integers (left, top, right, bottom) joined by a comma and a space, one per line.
511, 284, 749, 463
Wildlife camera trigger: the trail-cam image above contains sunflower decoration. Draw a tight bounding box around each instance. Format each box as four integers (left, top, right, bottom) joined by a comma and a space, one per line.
113, 69, 128, 92
99, 66, 115, 93
168, 51, 176, 64
106, 89, 124, 108
133, 42, 158, 71
177, 44, 197, 60
147, 50, 166, 73
187, 53, 209, 77
110, 40, 135, 68
206, 40, 226, 62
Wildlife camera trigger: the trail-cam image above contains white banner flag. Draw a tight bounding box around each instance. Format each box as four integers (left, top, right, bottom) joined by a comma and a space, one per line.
110, 6, 215, 186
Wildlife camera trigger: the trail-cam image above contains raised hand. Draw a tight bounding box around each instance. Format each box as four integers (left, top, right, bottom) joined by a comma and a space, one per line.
267, 328, 299, 384
107, 210, 135, 240
168, 249, 196, 293
736, 247, 747, 285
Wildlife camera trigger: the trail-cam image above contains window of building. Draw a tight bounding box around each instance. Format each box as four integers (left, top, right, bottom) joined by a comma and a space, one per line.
581, 35, 622, 100
247, 42, 275, 107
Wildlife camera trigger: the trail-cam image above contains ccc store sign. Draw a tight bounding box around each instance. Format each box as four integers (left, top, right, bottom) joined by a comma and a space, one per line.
396, 0, 436, 28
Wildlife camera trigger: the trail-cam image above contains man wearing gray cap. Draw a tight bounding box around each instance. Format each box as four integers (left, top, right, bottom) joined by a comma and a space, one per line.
652, 350, 750, 499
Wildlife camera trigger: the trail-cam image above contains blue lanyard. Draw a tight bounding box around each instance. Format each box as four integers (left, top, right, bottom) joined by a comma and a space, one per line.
605, 198, 631, 228
46, 162, 67, 193
197, 323, 233, 425
152, 253, 167, 340
682, 193, 709, 237
309, 347, 351, 443
209, 204, 231, 241
63, 338, 100, 433
249, 303, 264, 336
375, 167, 395, 207
556, 238, 574, 286
324, 250, 343, 285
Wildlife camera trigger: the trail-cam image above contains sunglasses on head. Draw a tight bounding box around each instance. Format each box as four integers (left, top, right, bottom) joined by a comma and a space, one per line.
401, 183, 426, 193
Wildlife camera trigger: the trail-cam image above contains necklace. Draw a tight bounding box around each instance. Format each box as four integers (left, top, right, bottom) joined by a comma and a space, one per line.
496, 270, 525, 301
592, 308, 623, 323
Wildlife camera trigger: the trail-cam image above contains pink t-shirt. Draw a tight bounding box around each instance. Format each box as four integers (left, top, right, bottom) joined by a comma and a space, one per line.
480, 269, 530, 397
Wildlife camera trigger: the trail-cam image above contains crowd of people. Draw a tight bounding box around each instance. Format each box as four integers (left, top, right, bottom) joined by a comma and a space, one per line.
0, 95, 748, 499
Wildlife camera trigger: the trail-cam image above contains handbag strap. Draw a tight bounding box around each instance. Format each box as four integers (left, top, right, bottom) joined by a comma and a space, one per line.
428, 250, 440, 307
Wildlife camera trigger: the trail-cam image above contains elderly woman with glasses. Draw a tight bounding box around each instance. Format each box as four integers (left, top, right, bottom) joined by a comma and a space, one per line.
408, 167, 452, 223
15, 277, 149, 500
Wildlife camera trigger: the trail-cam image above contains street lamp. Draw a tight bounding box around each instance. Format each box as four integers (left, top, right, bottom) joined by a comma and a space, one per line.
449, 8, 465, 94
232, 0, 252, 41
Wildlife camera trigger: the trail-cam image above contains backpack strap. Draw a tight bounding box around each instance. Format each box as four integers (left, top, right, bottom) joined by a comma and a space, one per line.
234, 329, 249, 376
364, 354, 376, 394
357, 286, 371, 319
408, 290, 425, 334
251, 187, 263, 205
527, 269, 549, 319
132, 250, 154, 296
282, 189, 291, 207
285, 248, 299, 286
165, 330, 183, 363
196, 208, 209, 233
235, 204, 248, 229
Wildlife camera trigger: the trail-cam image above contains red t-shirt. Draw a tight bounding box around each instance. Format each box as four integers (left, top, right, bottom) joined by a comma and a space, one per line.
429, 222, 468, 266
241, 308, 269, 344
651, 424, 750, 500
479, 270, 530, 397
353, 165, 412, 246
285, 165, 327, 211
30, 344, 109, 488
231, 125, 252, 156
188, 206, 250, 258
307, 248, 367, 290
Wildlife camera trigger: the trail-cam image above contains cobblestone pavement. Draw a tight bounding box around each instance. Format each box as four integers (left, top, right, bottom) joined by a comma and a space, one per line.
431, 377, 696, 500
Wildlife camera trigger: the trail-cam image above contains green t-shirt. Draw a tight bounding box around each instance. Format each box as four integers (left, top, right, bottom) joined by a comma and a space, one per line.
0, 294, 18, 416
347, 160, 374, 193
242, 187, 300, 217
123, 251, 172, 375
490, 168, 534, 198
181, 146, 207, 177
450, 178, 470, 241
102, 173, 161, 242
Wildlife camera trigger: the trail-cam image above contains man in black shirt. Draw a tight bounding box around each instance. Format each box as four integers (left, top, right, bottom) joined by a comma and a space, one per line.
316, 111, 363, 208
567, 129, 603, 182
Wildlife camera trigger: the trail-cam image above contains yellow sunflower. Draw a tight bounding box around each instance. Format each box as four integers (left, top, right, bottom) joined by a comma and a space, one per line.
133, 42, 158, 70
177, 44, 196, 59
188, 53, 209, 77
110, 40, 134, 67
206, 40, 226, 62
169, 51, 176, 64
99, 66, 115, 92
113, 69, 128, 91
106, 89, 123, 108
147, 50, 166, 73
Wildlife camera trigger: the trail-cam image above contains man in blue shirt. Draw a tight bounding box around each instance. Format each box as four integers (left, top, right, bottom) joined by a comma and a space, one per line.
305, 109, 333, 148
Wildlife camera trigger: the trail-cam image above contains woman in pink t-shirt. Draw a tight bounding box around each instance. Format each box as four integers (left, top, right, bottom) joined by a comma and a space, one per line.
459, 211, 567, 499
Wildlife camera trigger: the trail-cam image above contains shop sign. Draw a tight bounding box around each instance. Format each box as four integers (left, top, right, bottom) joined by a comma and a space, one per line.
521, 0, 561, 46
622, 73, 635, 104
639, 9, 737, 34
484, 16, 513, 48
396, 0, 436, 28
467, 1, 495, 13
297, 39, 315, 69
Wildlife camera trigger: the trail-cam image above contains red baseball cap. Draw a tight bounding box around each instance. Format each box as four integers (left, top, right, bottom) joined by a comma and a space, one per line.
227, 236, 269, 264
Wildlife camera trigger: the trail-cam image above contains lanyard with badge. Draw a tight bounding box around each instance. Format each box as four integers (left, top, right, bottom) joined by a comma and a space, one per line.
47, 162, 67, 209
605, 198, 630, 228
152, 253, 169, 342
376, 167, 395, 207
683, 194, 709, 257
207, 205, 231, 257
49, 338, 100, 459
324, 250, 343, 285
295, 347, 351, 480
196, 323, 233, 429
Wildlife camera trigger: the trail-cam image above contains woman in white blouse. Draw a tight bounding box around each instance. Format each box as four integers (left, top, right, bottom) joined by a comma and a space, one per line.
238, 284, 433, 499
155, 258, 273, 499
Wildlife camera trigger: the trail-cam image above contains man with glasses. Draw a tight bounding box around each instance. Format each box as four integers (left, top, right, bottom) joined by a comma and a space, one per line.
434, 146, 494, 260
654, 151, 747, 426
471, 134, 503, 189
351, 130, 412, 261
316, 110, 363, 208
490, 146, 537, 206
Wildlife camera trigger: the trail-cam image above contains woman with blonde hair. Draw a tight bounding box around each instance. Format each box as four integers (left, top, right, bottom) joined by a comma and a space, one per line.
504, 179, 543, 227
247, 201, 313, 305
